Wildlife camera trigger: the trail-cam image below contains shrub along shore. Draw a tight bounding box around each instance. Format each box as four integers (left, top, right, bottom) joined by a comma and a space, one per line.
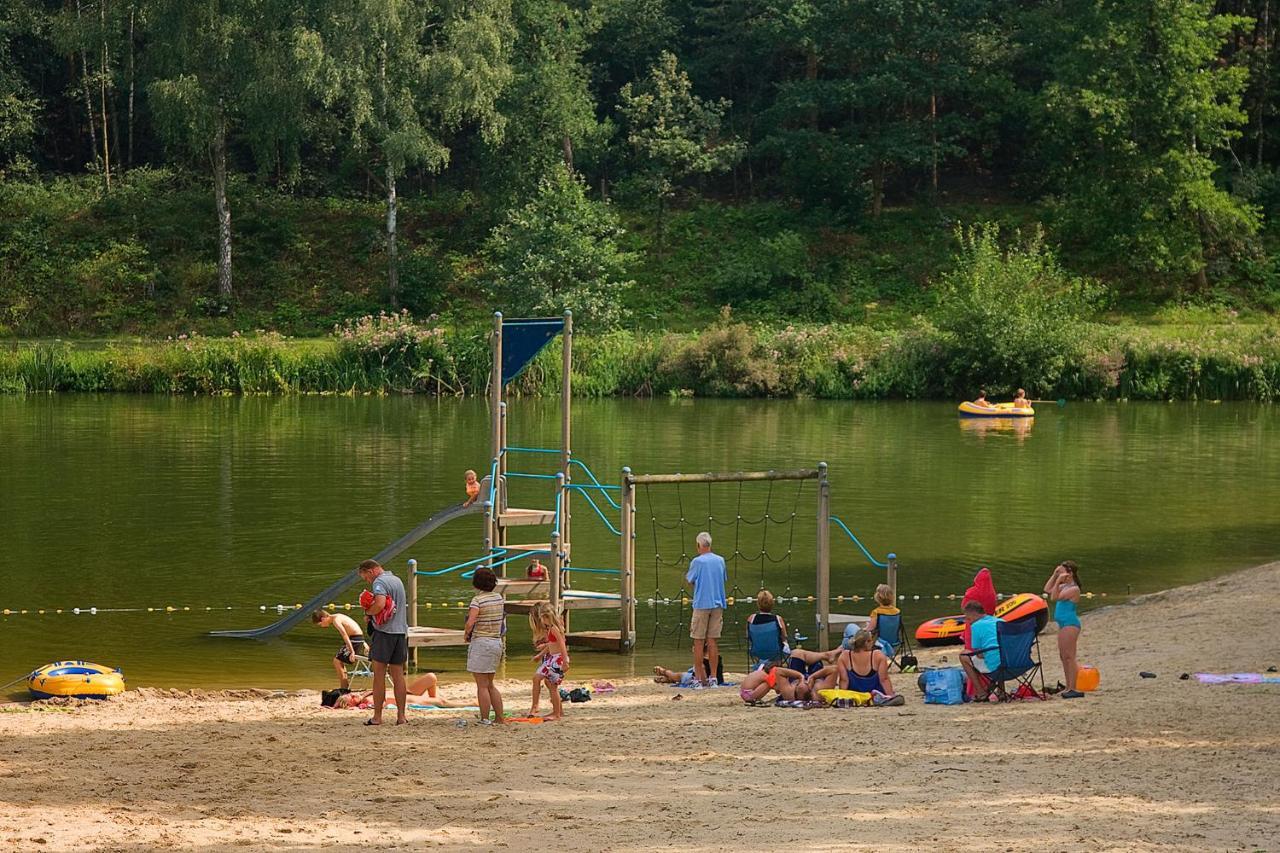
2, 316, 1278, 401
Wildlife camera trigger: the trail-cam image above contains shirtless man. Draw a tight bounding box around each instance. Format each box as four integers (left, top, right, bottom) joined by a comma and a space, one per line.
312, 609, 366, 690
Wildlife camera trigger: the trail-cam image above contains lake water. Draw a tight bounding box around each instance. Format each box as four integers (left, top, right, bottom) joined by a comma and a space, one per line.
2, 396, 1277, 696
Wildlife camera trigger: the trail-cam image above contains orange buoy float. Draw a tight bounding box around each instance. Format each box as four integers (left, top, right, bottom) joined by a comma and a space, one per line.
1076, 665, 1100, 692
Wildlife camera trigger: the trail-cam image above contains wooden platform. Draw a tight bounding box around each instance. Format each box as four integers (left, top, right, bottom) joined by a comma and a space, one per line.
495, 578, 548, 596
829, 613, 869, 636
498, 508, 557, 527
566, 630, 631, 651
406, 626, 467, 648
504, 593, 621, 614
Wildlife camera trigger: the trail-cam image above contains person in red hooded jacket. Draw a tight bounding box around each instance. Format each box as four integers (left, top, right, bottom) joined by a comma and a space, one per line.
961, 567, 998, 651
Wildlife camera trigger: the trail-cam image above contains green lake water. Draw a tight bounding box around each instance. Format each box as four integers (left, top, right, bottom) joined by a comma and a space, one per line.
2, 396, 1278, 697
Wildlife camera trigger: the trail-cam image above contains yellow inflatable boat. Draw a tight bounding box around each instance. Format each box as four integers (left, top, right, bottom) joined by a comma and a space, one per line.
957, 401, 1035, 418
28, 661, 125, 700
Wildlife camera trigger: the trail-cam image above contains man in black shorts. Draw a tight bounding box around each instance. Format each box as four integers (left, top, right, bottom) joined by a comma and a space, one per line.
358, 559, 409, 725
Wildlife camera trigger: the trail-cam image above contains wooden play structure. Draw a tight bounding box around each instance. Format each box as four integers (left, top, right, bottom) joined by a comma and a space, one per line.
406, 311, 636, 660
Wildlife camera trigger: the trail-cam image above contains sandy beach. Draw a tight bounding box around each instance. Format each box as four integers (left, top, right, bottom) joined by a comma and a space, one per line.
2, 563, 1278, 852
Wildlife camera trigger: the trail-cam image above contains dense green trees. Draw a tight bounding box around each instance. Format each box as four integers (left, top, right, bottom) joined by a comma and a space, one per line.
2, 0, 1280, 329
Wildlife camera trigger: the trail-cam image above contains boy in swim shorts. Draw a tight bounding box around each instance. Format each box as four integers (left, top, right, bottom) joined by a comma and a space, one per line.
312, 609, 367, 689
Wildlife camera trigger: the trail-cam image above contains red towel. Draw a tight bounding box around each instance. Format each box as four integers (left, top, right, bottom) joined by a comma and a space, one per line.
359, 589, 397, 627
961, 567, 997, 650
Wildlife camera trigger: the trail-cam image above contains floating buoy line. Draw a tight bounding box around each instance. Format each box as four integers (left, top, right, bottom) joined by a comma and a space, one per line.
0, 590, 1112, 618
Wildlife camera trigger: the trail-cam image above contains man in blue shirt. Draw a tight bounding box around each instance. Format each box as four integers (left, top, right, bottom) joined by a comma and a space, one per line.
959, 600, 1002, 699
684, 531, 728, 687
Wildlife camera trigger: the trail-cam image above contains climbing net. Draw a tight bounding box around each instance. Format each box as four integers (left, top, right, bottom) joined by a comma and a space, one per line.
640, 475, 812, 649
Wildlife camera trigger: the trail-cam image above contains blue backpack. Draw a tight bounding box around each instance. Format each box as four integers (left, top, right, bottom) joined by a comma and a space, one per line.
922, 667, 967, 705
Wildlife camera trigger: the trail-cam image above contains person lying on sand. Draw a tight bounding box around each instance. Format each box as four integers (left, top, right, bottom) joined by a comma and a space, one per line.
653, 656, 724, 687
739, 666, 811, 704
322, 673, 455, 710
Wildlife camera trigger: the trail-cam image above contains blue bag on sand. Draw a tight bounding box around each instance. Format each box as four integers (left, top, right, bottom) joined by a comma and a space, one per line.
923, 667, 967, 705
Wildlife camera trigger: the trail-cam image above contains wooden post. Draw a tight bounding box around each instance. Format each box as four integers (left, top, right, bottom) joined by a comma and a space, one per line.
482, 496, 494, 555
887, 553, 898, 605
560, 310, 572, 569
497, 402, 508, 564
621, 467, 635, 650
407, 558, 418, 669
489, 313, 503, 558
550, 525, 563, 616
816, 462, 831, 651
490, 312, 502, 466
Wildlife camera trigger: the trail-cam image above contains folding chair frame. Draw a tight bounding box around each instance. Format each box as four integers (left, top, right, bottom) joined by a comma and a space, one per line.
962, 618, 1046, 702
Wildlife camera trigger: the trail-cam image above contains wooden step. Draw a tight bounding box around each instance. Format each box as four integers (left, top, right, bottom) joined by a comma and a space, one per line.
504, 594, 621, 614
567, 630, 628, 651
406, 626, 468, 648
495, 578, 548, 597
501, 543, 552, 553
498, 508, 557, 527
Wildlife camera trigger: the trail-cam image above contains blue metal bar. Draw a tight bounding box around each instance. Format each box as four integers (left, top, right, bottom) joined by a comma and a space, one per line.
575, 486, 621, 536
504, 446, 560, 455
829, 517, 889, 568
565, 482, 620, 492
563, 567, 621, 575
416, 550, 506, 577
568, 459, 622, 509
461, 548, 551, 578
505, 472, 559, 480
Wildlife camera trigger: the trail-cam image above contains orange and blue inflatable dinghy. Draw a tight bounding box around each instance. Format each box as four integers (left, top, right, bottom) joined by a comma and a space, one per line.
914, 593, 1049, 646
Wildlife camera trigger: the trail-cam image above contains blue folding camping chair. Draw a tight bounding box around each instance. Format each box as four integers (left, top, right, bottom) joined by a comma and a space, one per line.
963, 615, 1044, 701
747, 614, 788, 670
872, 611, 916, 672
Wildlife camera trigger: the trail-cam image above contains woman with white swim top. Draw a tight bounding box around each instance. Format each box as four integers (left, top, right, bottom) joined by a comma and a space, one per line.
1046, 560, 1084, 699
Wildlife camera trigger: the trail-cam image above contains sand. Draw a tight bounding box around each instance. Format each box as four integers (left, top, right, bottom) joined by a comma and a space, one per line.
2, 563, 1278, 852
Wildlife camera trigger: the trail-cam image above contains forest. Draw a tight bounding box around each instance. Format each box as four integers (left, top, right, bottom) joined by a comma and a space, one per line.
2, 1, 1280, 398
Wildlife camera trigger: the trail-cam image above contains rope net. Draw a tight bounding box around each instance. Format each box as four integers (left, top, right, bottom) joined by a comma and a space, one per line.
642, 477, 809, 649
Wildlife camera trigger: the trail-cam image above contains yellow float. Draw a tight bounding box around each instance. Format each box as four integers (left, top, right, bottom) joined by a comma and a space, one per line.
957, 401, 1035, 418
28, 661, 125, 700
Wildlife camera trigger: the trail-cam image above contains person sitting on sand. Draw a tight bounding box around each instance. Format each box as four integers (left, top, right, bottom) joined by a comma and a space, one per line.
784, 647, 841, 693
837, 630, 902, 705
958, 601, 1000, 700
738, 665, 811, 704
322, 673, 455, 709
463, 469, 481, 507
1013, 388, 1029, 408
311, 609, 366, 690
653, 657, 724, 687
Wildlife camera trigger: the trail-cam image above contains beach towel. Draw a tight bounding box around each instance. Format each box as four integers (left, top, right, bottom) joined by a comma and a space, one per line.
1194, 673, 1280, 685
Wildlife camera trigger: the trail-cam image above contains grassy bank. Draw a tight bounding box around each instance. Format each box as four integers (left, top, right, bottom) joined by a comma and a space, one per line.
4, 317, 1278, 400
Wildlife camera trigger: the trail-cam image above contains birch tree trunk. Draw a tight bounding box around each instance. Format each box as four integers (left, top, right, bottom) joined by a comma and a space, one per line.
386, 161, 399, 310
562, 134, 574, 172
127, 4, 135, 168
75, 0, 100, 172
212, 116, 233, 297
99, 0, 111, 191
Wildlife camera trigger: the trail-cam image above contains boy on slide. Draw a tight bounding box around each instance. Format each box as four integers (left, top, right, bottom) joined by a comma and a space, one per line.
463, 469, 481, 507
